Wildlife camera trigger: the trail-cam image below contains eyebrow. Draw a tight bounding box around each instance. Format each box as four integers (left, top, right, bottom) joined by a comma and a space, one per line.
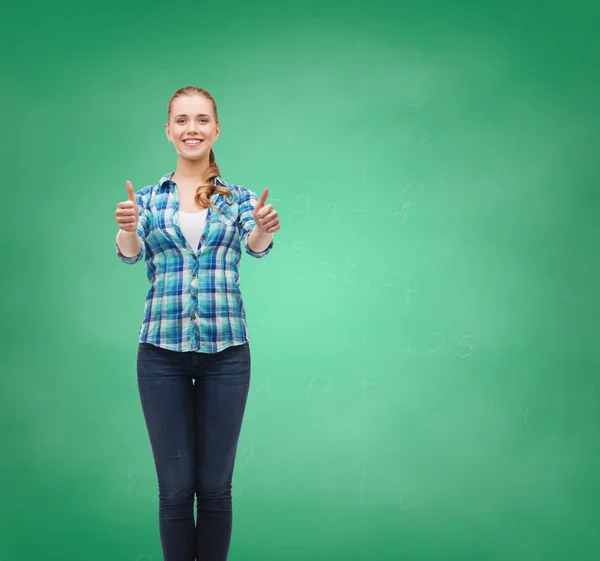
174, 113, 210, 118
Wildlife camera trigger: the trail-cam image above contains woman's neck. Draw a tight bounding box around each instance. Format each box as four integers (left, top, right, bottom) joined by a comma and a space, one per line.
172, 156, 209, 185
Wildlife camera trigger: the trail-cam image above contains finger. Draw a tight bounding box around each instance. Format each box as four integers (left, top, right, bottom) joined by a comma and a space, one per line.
115, 209, 138, 220
116, 201, 136, 210
262, 209, 278, 221
118, 215, 138, 224
126, 181, 135, 202
264, 223, 280, 233
258, 212, 279, 227
255, 188, 268, 209
261, 218, 279, 231
256, 204, 273, 219
115, 209, 137, 218
258, 213, 278, 228
119, 219, 137, 227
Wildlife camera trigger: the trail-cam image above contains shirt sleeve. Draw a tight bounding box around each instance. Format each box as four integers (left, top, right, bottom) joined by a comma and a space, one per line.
237, 186, 274, 258
116, 188, 151, 264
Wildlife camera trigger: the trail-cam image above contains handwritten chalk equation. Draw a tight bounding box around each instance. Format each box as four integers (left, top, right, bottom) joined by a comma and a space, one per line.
395, 180, 424, 223
288, 191, 368, 225
237, 444, 255, 469
403, 334, 485, 358
291, 194, 311, 218
359, 370, 379, 401
119, 369, 139, 393
250, 333, 487, 405
252, 371, 380, 404
253, 378, 283, 400
306, 375, 333, 403
396, 132, 450, 150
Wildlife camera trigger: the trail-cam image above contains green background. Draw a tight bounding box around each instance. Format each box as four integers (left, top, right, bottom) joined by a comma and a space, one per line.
2, 0, 599, 560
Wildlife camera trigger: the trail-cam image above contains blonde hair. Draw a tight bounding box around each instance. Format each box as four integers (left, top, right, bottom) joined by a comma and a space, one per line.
167, 86, 233, 213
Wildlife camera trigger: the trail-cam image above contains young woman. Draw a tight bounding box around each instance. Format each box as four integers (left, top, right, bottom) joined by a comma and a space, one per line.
114, 86, 280, 561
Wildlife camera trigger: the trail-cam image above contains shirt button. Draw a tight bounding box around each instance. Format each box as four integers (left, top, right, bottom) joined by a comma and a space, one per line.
192, 294, 197, 299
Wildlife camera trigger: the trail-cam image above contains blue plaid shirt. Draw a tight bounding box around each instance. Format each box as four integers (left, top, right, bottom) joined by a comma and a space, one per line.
116, 172, 273, 353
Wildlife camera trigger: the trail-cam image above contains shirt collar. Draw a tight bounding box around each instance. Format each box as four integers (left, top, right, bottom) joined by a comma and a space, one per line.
158, 172, 227, 191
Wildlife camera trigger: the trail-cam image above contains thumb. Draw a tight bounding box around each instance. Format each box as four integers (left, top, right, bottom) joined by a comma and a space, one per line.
255, 188, 268, 210
126, 180, 135, 203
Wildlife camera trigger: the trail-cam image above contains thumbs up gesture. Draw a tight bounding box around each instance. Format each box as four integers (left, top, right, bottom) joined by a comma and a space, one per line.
252, 189, 280, 234
115, 181, 140, 233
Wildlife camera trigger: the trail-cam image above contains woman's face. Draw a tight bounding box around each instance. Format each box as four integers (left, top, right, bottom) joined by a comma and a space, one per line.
165, 94, 220, 161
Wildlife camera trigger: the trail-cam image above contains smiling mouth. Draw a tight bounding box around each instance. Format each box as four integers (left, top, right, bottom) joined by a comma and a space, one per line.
183, 139, 202, 146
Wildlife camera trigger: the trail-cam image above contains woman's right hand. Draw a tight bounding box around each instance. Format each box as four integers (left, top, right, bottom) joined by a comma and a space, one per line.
115, 181, 140, 233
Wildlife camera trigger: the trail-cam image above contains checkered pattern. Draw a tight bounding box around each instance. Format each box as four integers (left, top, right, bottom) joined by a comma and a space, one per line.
117, 172, 273, 353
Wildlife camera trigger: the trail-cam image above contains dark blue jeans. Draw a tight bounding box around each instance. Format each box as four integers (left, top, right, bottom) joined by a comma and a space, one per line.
136, 341, 251, 561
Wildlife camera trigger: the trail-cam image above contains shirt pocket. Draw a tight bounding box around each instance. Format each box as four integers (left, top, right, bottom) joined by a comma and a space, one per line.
214, 201, 238, 227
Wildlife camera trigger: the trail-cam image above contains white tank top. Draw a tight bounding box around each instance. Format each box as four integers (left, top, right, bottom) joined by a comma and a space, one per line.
178, 209, 208, 251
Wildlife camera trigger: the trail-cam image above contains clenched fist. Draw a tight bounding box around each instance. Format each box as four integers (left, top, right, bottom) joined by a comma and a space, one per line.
115, 181, 139, 233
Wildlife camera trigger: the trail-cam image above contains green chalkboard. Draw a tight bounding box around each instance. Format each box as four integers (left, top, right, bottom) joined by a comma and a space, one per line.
1, 0, 599, 560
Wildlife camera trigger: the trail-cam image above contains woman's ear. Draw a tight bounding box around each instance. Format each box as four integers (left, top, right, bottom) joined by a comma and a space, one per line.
164, 123, 172, 142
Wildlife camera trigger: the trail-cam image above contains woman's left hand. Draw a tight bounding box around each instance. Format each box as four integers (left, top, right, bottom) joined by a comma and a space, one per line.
253, 189, 280, 234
